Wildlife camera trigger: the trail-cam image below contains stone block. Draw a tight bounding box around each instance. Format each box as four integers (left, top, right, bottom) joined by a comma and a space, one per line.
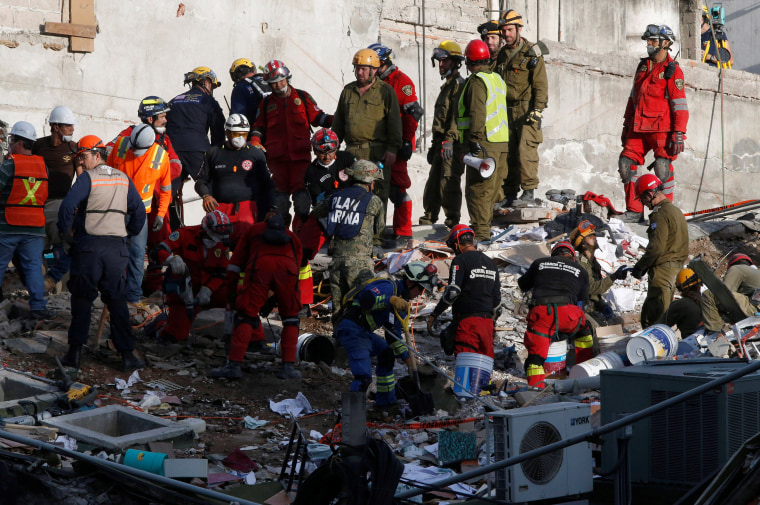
3, 0, 30, 7
13, 8, 44, 31
0, 6, 14, 27
32, 0, 62, 12
0, 370, 60, 417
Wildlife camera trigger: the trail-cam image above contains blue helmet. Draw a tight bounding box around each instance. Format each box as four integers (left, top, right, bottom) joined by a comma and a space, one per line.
641, 24, 675, 42
138, 96, 170, 120
368, 43, 393, 64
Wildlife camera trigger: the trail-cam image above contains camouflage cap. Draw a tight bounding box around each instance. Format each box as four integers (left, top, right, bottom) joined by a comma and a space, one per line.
348, 159, 383, 183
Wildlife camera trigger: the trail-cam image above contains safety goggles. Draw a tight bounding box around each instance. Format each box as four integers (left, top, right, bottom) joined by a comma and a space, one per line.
642, 24, 661, 39
227, 131, 248, 138
577, 220, 595, 234
431, 48, 450, 61
315, 148, 337, 156
212, 221, 232, 236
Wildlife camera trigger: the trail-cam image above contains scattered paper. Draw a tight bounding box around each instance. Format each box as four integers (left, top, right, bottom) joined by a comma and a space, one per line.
55, 435, 77, 451
245, 471, 257, 485
269, 392, 313, 418
244, 416, 269, 429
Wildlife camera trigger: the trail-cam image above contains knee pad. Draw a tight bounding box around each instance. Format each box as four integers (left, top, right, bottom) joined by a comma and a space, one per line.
234, 312, 261, 329
653, 157, 672, 181
525, 353, 546, 369
618, 156, 638, 184
378, 347, 396, 369
354, 375, 373, 392
282, 317, 300, 329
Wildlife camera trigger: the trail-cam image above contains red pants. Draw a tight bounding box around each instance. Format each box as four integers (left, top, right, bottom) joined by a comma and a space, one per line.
269, 158, 310, 194
143, 203, 172, 294
292, 214, 325, 259
230, 255, 301, 362
621, 132, 676, 213
163, 287, 228, 341
454, 316, 494, 358
217, 200, 257, 249
523, 304, 593, 387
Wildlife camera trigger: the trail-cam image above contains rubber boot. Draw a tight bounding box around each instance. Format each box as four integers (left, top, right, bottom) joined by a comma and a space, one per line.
210, 360, 243, 379
121, 350, 146, 371
621, 210, 643, 223
60, 345, 82, 369
518, 189, 535, 203
276, 362, 301, 379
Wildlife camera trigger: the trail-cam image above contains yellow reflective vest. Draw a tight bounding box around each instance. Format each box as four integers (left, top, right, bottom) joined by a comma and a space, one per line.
457, 71, 509, 144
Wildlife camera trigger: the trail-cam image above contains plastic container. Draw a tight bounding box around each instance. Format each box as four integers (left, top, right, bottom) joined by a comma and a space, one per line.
597, 333, 628, 354
452, 352, 494, 397
569, 351, 625, 378
296, 333, 335, 365
123, 449, 167, 475
626, 324, 679, 365
543, 341, 568, 375
178, 417, 207, 434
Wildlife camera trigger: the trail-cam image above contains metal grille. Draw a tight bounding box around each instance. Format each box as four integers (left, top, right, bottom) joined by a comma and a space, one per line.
144, 378, 183, 392
728, 391, 760, 454
519, 421, 563, 484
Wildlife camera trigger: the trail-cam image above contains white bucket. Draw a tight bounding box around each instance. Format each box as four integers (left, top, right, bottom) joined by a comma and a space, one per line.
569, 352, 626, 378
452, 352, 493, 398
543, 341, 568, 375
598, 333, 628, 354
626, 324, 679, 365
296, 333, 335, 365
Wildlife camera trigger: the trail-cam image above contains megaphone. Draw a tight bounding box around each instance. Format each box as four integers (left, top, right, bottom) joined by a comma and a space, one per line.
462, 153, 496, 179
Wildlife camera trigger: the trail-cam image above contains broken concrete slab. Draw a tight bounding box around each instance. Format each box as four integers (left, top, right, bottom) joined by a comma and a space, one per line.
4, 336, 50, 354
163, 458, 208, 479
0, 370, 60, 417
494, 206, 559, 224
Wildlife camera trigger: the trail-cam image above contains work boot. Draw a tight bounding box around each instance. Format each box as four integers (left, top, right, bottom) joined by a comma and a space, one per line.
621, 211, 643, 223
518, 189, 535, 203
418, 215, 434, 225
276, 362, 302, 379
121, 350, 146, 371
60, 345, 82, 369
494, 194, 517, 211
209, 360, 243, 379
247, 340, 273, 354
298, 304, 311, 318
384, 235, 413, 250
443, 218, 459, 229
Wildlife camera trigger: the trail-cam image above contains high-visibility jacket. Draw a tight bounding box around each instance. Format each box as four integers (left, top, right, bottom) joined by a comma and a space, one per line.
457, 71, 509, 143
108, 137, 172, 217
3, 154, 48, 227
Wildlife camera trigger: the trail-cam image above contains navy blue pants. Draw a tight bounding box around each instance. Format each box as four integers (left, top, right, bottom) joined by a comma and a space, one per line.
67, 236, 134, 351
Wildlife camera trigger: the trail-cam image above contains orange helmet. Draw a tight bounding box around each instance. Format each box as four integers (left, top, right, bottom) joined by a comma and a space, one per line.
72, 135, 105, 157
499, 9, 524, 27
352, 49, 380, 68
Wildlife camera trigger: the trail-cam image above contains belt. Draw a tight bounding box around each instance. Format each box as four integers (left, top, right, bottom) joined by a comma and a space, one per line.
530, 295, 573, 307
348, 141, 383, 149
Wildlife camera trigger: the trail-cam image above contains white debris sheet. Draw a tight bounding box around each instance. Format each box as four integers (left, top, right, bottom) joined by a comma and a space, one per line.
269, 392, 314, 418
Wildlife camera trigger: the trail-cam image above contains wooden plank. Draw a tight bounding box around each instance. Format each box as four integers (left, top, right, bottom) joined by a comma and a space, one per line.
70, 0, 95, 53
44, 22, 96, 39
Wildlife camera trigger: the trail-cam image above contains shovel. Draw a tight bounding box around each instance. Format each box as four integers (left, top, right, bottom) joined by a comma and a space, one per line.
392, 309, 434, 417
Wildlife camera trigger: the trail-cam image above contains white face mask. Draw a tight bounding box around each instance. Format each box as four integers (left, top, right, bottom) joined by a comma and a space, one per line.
62, 135, 74, 142
317, 158, 336, 168
230, 136, 246, 149
153, 126, 166, 134
274, 84, 289, 96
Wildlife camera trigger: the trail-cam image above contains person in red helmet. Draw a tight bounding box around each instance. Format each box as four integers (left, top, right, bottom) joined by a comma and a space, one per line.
456, 40, 509, 241
702, 254, 760, 332
427, 225, 500, 358
618, 24, 689, 223
630, 173, 689, 328
518, 241, 593, 387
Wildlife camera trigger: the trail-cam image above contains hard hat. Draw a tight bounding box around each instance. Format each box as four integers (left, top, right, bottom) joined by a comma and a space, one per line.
229, 57, 255, 81
263, 60, 292, 84
634, 174, 663, 199
477, 20, 501, 38
352, 48, 381, 68
49, 105, 77, 125
432, 40, 464, 62
129, 124, 155, 157
499, 9, 524, 27
728, 253, 754, 268
569, 220, 596, 249
311, 128, 339, 153
641, 24, 676, 42
138, 96, 170, 120
676, 267, 701, 290
202, 210, 231, 240
9, 121, 37, 142
402, 261, 439, 292
72, 135, 106, 157
184, 66, 221, 88
225, 113, 250, 132
464, 40, 491, 64
368, 43, 393, 64
347, 159, 383, 183
551, 240, 576, 258
446, 224, 475, 250
702, 5, 709, 15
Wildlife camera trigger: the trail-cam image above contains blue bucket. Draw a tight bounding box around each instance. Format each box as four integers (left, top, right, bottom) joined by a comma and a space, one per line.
123, 449, 167, 475
453, 352, 493, 397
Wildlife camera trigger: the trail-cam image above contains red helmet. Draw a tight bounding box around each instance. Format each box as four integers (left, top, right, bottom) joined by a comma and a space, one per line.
634, 174, 663, 199
464, 40, 491, 64
311, 128, 339, 153
551, 240, 576, 258
264, 60, 291, 84
728, 253, 754, 268
446, 224, 475, 250
202, 210, 231, 239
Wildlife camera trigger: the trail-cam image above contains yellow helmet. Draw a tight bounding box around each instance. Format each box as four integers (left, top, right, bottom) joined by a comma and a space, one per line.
499, 9, 524, 27
702, 5, 709, 15
437, 40, 463, 59
184, 66, 220, 88
229, 58, 255, 81
676, 267, 701, 290
352, 48, 380, 68
569, 220, 596, 249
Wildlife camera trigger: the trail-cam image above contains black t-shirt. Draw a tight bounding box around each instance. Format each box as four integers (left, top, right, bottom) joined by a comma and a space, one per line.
440, 250, 501, 318
32, 136, 77, 199
304, 151, 356, 205
518, 256, 590, 304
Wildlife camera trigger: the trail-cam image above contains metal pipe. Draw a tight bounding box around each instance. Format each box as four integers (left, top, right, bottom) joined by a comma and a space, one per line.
395, 359, 760, 499
689, 202, 760, 222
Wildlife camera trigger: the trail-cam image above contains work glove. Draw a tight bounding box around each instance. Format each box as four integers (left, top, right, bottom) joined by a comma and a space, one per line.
611, 265, 632, 281
601, 304, 615, 320
426, 315, 436, 335
165, 255, 187, 276
398, 140, 413, 161
620, 126, 629, 146
426, 146, 435, 165
202, 194, 219, 213
492, 305, 503, 322
249, 136, 266, 152
441, 140, 454, 161
468, 141, 483, 158
151, 215, 164, 232
389, 295, 410, 315
666, 131, 685, 156
631, 267, 645, 280
526, 109, 543, 129
194, 286, 212, 306
372, 245, 385, 259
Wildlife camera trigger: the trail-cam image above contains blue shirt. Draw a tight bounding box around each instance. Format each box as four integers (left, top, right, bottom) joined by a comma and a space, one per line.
166, 86, 226, 152
350, 278, 408, 333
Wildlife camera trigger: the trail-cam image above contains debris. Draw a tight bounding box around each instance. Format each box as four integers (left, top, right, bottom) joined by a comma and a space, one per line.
269, 392, 314, 418
244, 416, 269, 429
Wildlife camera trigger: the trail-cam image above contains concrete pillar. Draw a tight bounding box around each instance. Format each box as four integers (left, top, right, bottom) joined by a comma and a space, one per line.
679, 0, 701, 61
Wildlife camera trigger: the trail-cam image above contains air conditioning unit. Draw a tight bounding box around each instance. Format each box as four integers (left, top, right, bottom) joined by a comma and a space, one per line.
601, 360, 760, 485
489, 403, 593, 503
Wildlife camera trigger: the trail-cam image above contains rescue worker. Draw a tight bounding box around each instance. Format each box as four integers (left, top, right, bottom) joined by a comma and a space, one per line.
332, 49, 402, 246
195, 114, 275, 248
211, 214, 303, 380
702, 254, 760, 332
58, 136, 146, 370
229, 58, 271, 123
660, 267, 703, 337
619, 24, 689, 222
108, 124, 172, 304
33, 106, 80, 293
457, 40, 510, 241
154, 210, 232, 342
421, 40, 466, 228
0, 122, 49, 318
323, 160, 385, 317
250, 60, 332, 224
630, 174, 689, 328
427, 225, 500, 358
701, 5, 734, 68
166, 67, 226, 227
336, 261, 437, 407
477, 20, 503, 63
518, 241, 594, 387
493, 9, 549, 207
369, 44, 423, 246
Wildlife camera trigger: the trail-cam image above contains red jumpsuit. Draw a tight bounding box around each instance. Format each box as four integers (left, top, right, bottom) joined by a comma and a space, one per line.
620, 55, 689, 213
226, 222, 303, 363
383, 67, 418, 238
156, 226, 230, 341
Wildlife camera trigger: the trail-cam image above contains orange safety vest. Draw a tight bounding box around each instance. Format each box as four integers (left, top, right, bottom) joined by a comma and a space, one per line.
4, 154, 48, 227
111, 136, 169, 212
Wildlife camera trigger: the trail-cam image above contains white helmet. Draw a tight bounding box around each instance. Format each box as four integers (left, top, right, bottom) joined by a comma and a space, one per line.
49, 105, 78, 125
129, 124, 155, 157
10, 121, 37, 142
225, 113, 250, 132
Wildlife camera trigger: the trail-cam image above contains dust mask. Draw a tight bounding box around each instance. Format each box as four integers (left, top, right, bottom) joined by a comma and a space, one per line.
153, 126, 166, 134
230, 136, 246, 149
317, 158, 336, 168
62, 135, 74, 142
646, 44, 659, 57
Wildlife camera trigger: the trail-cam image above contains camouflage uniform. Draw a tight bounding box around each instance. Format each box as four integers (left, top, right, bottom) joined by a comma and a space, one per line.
702, 264, 760, 331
